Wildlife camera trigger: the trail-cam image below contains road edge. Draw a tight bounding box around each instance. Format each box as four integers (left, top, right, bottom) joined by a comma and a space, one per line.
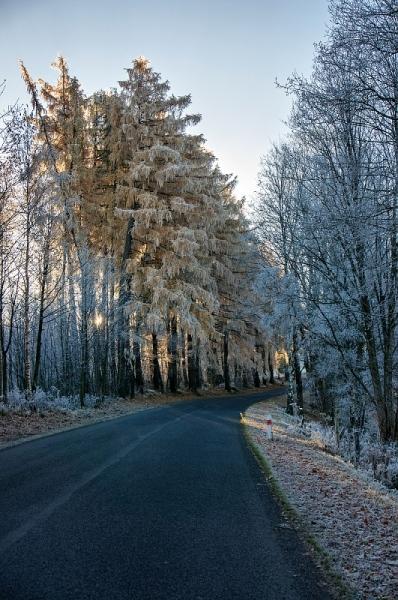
242, 413, 356, 600
0, 405, 162, 452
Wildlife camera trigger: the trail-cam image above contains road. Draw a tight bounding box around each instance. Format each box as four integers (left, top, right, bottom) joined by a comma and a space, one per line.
0, 389, 332, 600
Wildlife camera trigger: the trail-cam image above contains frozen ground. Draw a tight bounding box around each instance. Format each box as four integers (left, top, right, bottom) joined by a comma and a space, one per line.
0, 392, 161, 446
245, 401, 398, 600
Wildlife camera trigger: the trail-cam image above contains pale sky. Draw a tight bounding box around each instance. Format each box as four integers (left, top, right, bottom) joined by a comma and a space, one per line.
0, 0, 329, 200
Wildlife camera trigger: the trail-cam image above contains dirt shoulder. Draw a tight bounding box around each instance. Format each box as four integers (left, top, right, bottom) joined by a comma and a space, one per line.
0, 385, 277, 449
244, 398, 398, 600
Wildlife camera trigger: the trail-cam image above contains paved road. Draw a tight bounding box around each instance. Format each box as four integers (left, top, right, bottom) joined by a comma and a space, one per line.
0, 389, 332, 600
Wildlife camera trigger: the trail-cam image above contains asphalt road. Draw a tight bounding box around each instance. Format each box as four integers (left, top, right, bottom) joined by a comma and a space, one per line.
0, 388, 333, 600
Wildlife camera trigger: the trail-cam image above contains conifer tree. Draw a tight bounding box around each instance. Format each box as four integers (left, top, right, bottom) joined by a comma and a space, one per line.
116, 57, 219, 393
15, 54, 268, 402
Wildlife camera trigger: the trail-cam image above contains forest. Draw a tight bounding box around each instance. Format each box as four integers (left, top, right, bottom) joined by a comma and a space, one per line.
255, 0, 398, 482
0, 0, 397, 482
0, 55, 271, 409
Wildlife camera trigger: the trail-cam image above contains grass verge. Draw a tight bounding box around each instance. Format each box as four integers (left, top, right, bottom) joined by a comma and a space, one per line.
242, 417, 356, 600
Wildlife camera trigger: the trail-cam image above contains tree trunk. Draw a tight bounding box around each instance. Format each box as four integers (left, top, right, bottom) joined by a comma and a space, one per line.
108, 263, 117, 395
0, 312, 4, 402
223, 331, 231, 391
292, 331, 303, 409
117, 215, 136, 398
152, 332, 164, 392
134, 336, 144, 394
32, 240, 50, 392
253, 369, 260, 388
168, 316, 178, 393
195, 339, 201, 390
66, 250, 78, 394
242, 369, 248, 388
286, 366, 294, 415
23, 220, 31, 399
117, 336, 134, 398
0, 349, 7, 404
180, 329, 189, 389
187, 333, 198, 392
79, 284, 88, 408
268, 347, 275, 384
261, 346, 267, 385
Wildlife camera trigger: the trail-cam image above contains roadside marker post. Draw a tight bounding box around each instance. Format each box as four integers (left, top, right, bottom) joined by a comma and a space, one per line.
265, 415, 273, 440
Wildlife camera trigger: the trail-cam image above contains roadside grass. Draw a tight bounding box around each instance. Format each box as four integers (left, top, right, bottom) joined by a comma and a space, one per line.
242, 418, 356, 600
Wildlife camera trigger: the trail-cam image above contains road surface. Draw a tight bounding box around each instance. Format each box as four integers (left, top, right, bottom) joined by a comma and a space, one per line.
0, 389, 333, 599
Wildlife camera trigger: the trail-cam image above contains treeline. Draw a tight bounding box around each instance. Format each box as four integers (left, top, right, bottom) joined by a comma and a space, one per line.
0, 56, 274, 406
256, 0, 398, 445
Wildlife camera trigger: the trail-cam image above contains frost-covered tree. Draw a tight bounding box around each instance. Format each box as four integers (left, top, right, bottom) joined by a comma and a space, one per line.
116, 57, 221, 393
0, 54, 269, 405
256, 0, 398, 444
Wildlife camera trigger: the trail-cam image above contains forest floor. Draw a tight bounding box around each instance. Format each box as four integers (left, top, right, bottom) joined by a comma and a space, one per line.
244, 397, 398, 600
0, 385, 281, 447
